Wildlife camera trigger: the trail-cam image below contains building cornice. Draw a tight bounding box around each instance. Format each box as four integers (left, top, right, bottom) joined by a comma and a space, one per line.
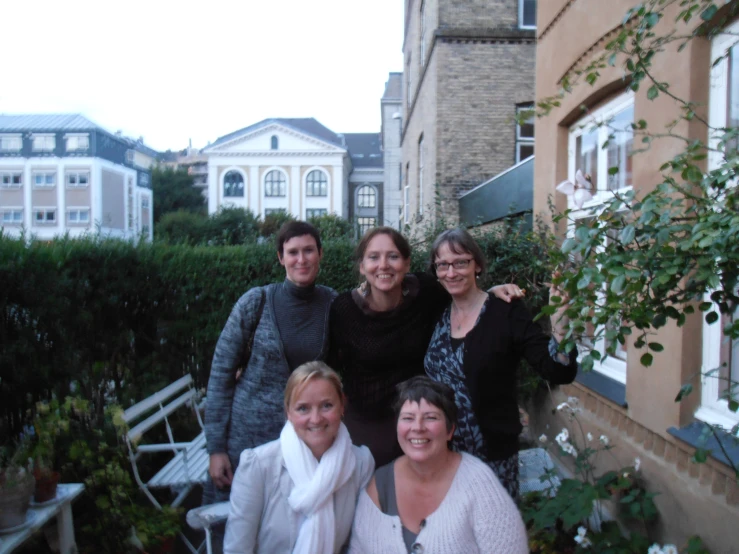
436, 27, 536, 43
205, 123, 345, 155
208, 151, 348, 158
539, 0, 578, 40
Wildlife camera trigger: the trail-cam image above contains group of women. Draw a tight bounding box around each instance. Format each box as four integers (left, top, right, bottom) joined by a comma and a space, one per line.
204, 221, 578, 553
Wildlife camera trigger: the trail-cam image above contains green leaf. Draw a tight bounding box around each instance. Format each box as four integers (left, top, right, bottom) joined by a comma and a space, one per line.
611, 274, 626, 294
648, 342, 664, 352
700, 4, 718, 21
645, 12, 660, 27
675, 383, 693, 402
640, 352, 654, 367
577, 274, 592, 290
619, 225, 636, 244
608, 166, 620, 175
647, 85, 659, 100
706, 311, 719, 324
729, 400, 739, 413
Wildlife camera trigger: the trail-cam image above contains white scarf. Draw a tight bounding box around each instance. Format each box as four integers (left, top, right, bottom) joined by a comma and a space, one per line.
280, 420, 356, 554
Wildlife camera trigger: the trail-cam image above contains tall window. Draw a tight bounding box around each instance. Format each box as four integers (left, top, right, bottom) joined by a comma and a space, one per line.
567, 92, 634, 384
516, 104, 535, 162
357, 185, 376, 208
420, 1, 426, 66
698, 21, 739, 430
357, 217, 376, 236
271, 135, 279, 150
519, 0, 536, 29
223, 170, 245, 197
404, 162, 410, 223
306, 170, 328, 196
417, 136, 424, 216
264, 170, 286, 197
406, 56, 413, 108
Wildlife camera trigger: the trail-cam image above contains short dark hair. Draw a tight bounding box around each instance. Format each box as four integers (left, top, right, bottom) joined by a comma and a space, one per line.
428, 228, 487, 275
276, 221, 322, 256
394, 376, 458, 432
355, 226, 412, 263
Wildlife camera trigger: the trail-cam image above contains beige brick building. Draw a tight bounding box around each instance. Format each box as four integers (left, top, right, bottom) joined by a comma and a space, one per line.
401, 0, 536, 223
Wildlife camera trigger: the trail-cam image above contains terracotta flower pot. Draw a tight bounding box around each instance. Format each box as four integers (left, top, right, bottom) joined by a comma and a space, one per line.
33, 469, 60, 503
0, 472, 34, 530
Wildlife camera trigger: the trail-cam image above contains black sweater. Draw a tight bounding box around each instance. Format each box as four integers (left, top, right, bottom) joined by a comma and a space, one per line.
428, 295, 578, 461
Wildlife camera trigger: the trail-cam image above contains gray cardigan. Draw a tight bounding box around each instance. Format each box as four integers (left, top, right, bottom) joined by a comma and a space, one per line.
224, 440, 374, 554
204, 283, 336, 466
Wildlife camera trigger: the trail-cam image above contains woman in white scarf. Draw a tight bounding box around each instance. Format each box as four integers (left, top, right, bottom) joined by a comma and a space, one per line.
224, 361, 374, 554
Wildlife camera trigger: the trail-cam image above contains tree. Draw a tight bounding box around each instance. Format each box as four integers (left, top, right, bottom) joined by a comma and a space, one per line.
534, 0, 739, 468
151, 166, 206, 224
205, 207, 261, 246
260, 211, 296, 238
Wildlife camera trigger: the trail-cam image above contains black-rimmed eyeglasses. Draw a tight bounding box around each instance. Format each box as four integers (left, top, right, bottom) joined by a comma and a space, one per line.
433, 259, 474, 273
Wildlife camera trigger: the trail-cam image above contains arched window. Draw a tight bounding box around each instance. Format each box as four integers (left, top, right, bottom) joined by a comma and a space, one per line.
264, 170, 286, 197
357, 185, 376, 208
223, 170, 244, 197
271, 135, 279, 150
306, 170, 328, 197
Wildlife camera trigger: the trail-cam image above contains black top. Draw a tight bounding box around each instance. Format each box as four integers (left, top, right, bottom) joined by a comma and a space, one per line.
375, 462, 418, 552
425, 296, 578, 461
328, 272, 448, 418
273, 278, 334, 370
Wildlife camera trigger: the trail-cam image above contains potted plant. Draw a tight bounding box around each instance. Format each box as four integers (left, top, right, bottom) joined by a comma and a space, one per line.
0, 444, 35, 531
132, 505, 182, 554
27, 401, 66, 503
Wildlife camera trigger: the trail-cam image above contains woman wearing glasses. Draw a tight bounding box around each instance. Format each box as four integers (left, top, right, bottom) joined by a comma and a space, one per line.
328, 227, 522, 468
424, 228, 578, 499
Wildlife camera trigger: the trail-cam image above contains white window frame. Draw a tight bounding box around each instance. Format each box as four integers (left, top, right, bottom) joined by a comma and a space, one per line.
420, 0, 426, 67
32, 171, 56, 188
1, 208, 23, 225
403, 185, 410, 224
0, 171, 23, 188
696, 21, 739, 431
65, 133, 89, 152
357, 185, 377, 208
67, 207, 90, 224
32, 134, 56, 152
0, 134, 22, 152
33, 207, 57, 225
223, 169, 246, 198
357, 216, 376, 235
567, 91, 635, 384
264, 169, 287, 197
519, 0, 537, 30
406, 56, 413, 108
305, 169, 328, 197
264, 208, 287, 216
66, 171, 90, 188
141, 195, 150, 209
516, 104, 535, 163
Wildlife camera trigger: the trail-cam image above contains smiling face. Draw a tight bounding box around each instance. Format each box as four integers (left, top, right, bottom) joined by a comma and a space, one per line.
359, 233, 411, 296
278, 234, 322, 287
397, 399, 454, 463
433, 241, 481, 298
287, 377, 344, 460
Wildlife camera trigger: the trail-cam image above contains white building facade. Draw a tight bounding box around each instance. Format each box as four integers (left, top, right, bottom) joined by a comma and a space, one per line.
0, 115, 154, 241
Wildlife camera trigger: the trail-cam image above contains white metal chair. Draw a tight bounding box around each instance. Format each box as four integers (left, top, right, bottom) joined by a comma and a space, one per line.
186, 502, 229, 554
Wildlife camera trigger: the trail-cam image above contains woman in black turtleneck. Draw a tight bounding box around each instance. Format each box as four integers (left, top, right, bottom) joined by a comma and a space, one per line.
203, 221, 336, 513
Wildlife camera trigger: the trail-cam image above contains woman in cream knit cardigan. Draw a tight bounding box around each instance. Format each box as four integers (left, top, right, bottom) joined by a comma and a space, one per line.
349, 376, 528, 554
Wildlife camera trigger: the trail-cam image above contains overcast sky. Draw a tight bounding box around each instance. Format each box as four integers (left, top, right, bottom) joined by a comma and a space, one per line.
1, 0, 404, 152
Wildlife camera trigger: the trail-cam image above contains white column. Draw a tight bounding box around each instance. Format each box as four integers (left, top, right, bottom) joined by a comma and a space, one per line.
23, 162, 32, 229
290, 166, 301, 219
249, 165, 260, 215
207, 163, 218, 215
331, 164, 345, 217
57, 163, 65, 233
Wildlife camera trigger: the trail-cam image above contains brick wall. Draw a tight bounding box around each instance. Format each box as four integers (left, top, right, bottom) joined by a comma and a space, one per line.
438, 0, 519, 29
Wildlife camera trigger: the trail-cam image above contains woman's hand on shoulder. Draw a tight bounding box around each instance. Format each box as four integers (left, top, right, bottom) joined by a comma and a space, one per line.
489, 284, 525, 303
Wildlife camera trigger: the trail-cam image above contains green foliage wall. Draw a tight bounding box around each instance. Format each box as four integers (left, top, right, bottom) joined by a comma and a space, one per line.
0, 220, 550, 438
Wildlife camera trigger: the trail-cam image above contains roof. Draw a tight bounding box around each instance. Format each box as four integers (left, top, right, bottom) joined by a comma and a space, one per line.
343, 132, 383, 168
382, 73, 403, 100
207, 117, 343, 149
0, 113, 102, 131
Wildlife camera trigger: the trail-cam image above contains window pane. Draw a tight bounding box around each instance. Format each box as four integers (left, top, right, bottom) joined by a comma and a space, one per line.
357, 186, 376, 208
606, 105, 634, 191
576, 128, 599, 192
519, 144, 534, 161
224, 171, 245, 197
523, 0, 536, 26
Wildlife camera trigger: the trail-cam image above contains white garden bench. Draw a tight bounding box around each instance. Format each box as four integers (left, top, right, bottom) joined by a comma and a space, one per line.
123, 374, 208, 553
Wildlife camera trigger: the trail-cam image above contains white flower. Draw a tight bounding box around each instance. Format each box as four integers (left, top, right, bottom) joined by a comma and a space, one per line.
574, 526, 591, 547
556, 402, 570, 412
556, 169, 594, 209
539, 434, 548, 443
599, 434, 609, 445
634, 457, 641, 472
662, 545, 678, 554
562, 442, 577, 456
587, 432, 593, 442
567, 396, 580, 405
647, 545, 663, 554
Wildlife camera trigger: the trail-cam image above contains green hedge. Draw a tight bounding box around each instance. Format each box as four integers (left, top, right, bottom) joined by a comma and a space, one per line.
0, 219, 551, 438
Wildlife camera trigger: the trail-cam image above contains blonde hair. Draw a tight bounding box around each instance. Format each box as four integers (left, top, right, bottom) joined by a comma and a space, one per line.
284, 361, 344, 413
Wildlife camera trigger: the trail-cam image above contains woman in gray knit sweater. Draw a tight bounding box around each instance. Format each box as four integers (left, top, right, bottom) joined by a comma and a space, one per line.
203, 221, 336, 507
